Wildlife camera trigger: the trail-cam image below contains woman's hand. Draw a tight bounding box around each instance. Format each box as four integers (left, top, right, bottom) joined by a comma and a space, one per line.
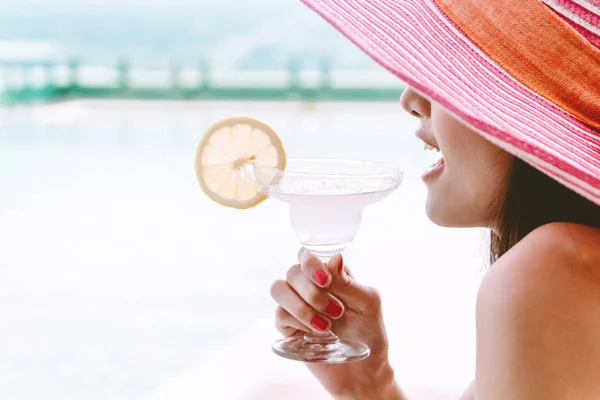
270, 248, 398, 398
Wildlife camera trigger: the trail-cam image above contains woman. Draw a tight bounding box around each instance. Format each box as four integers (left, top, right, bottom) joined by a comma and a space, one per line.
270, 0, 600, 398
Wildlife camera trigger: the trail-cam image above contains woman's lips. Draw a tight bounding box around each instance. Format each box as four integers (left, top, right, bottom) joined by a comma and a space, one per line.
422, 157, 445, 182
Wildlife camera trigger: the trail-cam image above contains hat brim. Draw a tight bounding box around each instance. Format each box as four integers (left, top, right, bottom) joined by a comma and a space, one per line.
301, 0, 600, 205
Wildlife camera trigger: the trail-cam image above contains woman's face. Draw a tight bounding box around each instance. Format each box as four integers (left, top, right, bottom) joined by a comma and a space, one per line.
400, 86, 514, 228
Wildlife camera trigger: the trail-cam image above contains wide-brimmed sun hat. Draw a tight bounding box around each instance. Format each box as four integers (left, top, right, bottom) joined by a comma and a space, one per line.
301, 0, 600, 205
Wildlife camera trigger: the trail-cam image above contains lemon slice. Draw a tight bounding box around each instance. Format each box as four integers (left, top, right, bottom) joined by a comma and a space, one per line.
195, 116, 286, 209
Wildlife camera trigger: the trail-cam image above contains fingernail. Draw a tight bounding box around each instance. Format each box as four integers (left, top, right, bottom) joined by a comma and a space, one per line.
311, 316, 329, 332
313, 270, 328, 286
338, 255, 344, 274
326, 301, 343, 318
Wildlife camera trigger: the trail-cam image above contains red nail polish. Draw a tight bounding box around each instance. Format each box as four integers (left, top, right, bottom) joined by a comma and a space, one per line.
311, 316, 329, 332
338, 255, 344, 274
313, 270, 328, 286
326, 301, 343, 318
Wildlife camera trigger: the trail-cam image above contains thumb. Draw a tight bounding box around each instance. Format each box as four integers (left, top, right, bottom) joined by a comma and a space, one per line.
325, 254, 381, 313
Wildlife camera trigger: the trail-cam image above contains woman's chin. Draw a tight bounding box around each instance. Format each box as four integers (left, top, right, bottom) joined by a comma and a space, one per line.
425, 192, 464, 228
425, 195, 485, 228
425, 207, 454, 227
425, 194, 449, 226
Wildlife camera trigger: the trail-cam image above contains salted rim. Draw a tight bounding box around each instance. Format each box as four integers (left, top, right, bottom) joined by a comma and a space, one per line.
252, 157, 404, 180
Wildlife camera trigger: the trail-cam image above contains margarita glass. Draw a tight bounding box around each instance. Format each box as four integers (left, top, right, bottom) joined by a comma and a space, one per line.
254, 158, 403, 364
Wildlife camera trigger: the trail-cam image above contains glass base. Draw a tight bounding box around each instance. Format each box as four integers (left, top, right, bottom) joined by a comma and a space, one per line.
272, 331, 370, 364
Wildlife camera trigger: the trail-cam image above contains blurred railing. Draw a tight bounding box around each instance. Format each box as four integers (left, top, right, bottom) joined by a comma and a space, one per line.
0, 59, 406, 104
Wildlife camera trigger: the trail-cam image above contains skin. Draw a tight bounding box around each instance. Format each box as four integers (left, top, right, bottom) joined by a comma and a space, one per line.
270, 86, 600, 399
417, 92, 513, 228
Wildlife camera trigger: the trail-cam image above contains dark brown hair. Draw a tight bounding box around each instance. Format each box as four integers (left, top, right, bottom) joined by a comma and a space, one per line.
488, 157, 600, 265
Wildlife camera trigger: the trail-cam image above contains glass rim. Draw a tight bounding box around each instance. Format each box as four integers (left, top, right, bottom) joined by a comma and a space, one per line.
251, 157, 404, 179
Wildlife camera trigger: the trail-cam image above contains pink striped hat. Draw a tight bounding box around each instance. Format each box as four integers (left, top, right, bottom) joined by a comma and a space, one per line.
301, 0, 600, 206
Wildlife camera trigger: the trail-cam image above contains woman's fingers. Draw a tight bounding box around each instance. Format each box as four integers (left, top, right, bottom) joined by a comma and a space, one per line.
298, 248, 331, 287
275, 306, 308, 337
327, 253, 356, 280
270, 279, 332, 333
286, 264, 345, 319
271, 249, 383, 339
297, 249, 380, 315
325, 253, 383, 316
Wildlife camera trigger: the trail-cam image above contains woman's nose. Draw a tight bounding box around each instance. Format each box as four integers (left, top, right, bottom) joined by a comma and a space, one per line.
400, 86, 431, 118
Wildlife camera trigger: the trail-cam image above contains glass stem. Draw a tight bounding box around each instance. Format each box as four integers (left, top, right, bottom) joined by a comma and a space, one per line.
304, 330, 339, 344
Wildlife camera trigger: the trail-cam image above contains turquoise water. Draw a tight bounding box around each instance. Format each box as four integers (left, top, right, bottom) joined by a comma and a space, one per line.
0, 2, 378, 70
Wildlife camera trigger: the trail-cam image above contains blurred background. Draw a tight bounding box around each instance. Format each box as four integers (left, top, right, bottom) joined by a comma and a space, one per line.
0, 1, 487, 399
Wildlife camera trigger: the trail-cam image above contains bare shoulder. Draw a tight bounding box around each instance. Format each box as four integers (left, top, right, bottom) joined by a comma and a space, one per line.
563, 222, 600, 274
476, 222, 600, 400
480, 222, 600, 294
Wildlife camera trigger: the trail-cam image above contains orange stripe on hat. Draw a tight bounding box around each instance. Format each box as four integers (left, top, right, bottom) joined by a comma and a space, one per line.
434, 0, 600, 132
